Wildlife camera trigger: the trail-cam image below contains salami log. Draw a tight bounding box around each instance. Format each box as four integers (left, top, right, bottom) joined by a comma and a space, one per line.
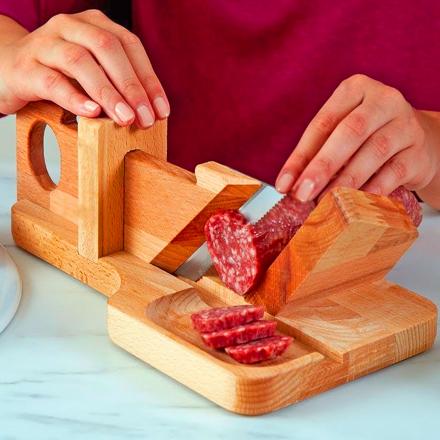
191, 304, 264, 333
225, 335, 293, 364
205, 194, 315, 295
200, 320, 277, 349
389, 186, 423, 227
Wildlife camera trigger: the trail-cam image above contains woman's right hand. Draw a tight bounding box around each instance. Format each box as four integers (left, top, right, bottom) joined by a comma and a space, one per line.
0, 9, 169, 127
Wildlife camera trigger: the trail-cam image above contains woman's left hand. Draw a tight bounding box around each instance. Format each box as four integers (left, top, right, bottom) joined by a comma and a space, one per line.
275, 74, 440, 202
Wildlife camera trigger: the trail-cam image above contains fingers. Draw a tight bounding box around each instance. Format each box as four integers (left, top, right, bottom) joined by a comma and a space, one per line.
53, 17, 154, 126
275, 74, 368, 193
26, 62, 101, 117
363, 145, 436, 196
36, 39, 137, 125
22, 11, 168, 127
77, 9, 170, 120
291, 91, 406, 201
362, 149, 416, 195
324, 117, 414, 193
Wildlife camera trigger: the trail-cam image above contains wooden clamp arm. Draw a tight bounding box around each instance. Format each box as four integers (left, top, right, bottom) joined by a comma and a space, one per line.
251, 187, 418, 314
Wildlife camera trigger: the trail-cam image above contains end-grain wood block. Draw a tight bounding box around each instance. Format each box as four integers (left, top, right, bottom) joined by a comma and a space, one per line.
16, 101, 79, 224
277, 279, 437, 368
124, 151, 261, 272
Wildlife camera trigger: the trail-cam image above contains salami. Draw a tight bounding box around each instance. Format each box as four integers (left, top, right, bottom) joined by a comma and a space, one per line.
201, 320, 277, 349
225, 335, 293, 364
191, 304, 264, 333
389, 186, 423, 227
205, 194, 315, 295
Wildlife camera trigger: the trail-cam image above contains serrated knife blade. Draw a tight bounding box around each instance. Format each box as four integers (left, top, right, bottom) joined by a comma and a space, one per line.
175, 184, 283, 281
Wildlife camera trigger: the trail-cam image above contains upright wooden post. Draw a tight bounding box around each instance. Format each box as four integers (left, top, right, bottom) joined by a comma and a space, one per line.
77, 117, 167, 260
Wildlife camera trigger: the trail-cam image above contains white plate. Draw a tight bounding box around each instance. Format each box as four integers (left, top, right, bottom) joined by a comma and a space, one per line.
0, 243, 21, 334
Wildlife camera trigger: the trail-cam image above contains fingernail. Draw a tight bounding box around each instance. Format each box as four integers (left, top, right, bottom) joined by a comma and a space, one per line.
137, 104, 155, 127
296, 179, 315, 202
115, 102, 135, 123
153, 97, 170, 118
276, 172, 295, 193
83, 100, 100, 113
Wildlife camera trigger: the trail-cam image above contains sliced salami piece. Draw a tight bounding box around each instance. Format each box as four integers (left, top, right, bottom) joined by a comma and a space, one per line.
225, 335, 293, 364
389, 186, 423, 227
191, 304, 264, 333
201, 320, 277, 349
205, 194, 315, 295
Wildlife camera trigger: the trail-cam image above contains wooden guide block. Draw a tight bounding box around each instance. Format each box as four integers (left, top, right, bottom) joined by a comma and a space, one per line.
11, 102, 437, 415
124, 151, 260, 272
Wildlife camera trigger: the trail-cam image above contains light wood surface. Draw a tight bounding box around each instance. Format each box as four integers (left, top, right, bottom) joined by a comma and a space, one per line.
12, 102, 438, 415
77, 115, 167, 260
124, 151, 260, 272
16, 102, 79, 224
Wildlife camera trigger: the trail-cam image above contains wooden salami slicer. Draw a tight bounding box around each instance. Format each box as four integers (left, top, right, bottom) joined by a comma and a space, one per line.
12, 101, 437, 415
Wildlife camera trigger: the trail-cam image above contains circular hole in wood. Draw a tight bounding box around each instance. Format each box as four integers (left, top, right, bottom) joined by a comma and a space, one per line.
43, 125, 61, 186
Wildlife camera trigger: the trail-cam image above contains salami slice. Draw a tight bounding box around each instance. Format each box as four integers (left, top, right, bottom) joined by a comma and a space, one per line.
201, 320, 277, 349
205, 194, 315, 295
225, 335, 293, 364
389, 186, 422, 227
191, 304, 264, 333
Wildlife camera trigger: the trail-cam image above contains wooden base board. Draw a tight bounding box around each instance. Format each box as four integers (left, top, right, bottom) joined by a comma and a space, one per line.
11, 199, 438, 415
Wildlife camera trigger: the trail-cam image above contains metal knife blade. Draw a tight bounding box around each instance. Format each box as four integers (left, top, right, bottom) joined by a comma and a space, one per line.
175, 184, 283, 281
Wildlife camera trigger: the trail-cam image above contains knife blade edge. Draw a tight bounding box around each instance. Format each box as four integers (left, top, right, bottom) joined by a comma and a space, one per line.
175, 184, 283, 281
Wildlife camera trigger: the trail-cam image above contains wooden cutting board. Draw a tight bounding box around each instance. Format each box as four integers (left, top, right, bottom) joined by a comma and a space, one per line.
11, 101, 437, 415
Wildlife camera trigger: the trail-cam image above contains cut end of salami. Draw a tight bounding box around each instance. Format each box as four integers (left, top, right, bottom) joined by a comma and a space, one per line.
204, 210, 262, 294
191, 304, 264, 333
389, 186, 423, 227
201, 320, 277, 349
225, 335, 293, 364
204, 195, 315, 295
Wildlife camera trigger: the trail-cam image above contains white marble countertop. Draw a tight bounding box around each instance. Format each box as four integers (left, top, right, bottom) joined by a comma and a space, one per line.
0, 115, 439, 440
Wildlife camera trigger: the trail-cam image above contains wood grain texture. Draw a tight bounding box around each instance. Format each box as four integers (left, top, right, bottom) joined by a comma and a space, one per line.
12, 102, 437, 415
199, 187, 418, 315
77, 117, 167, 260
124, 151, 260, 272
107, 278, 436, 414
12, 199, 188, 301
108, 287, 342, 415
16, 101, 78, 224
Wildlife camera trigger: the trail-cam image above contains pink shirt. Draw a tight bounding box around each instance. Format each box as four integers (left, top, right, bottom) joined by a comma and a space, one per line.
1, 0, 440, 184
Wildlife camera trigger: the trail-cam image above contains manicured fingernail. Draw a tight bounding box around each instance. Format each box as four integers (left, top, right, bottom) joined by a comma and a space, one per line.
276, 172, 295, 193
83, 100, 100, 113
296, 179, 315, 202
115, 102, 135, 123
137, 104, 155, 127
153, 97, 170, 118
